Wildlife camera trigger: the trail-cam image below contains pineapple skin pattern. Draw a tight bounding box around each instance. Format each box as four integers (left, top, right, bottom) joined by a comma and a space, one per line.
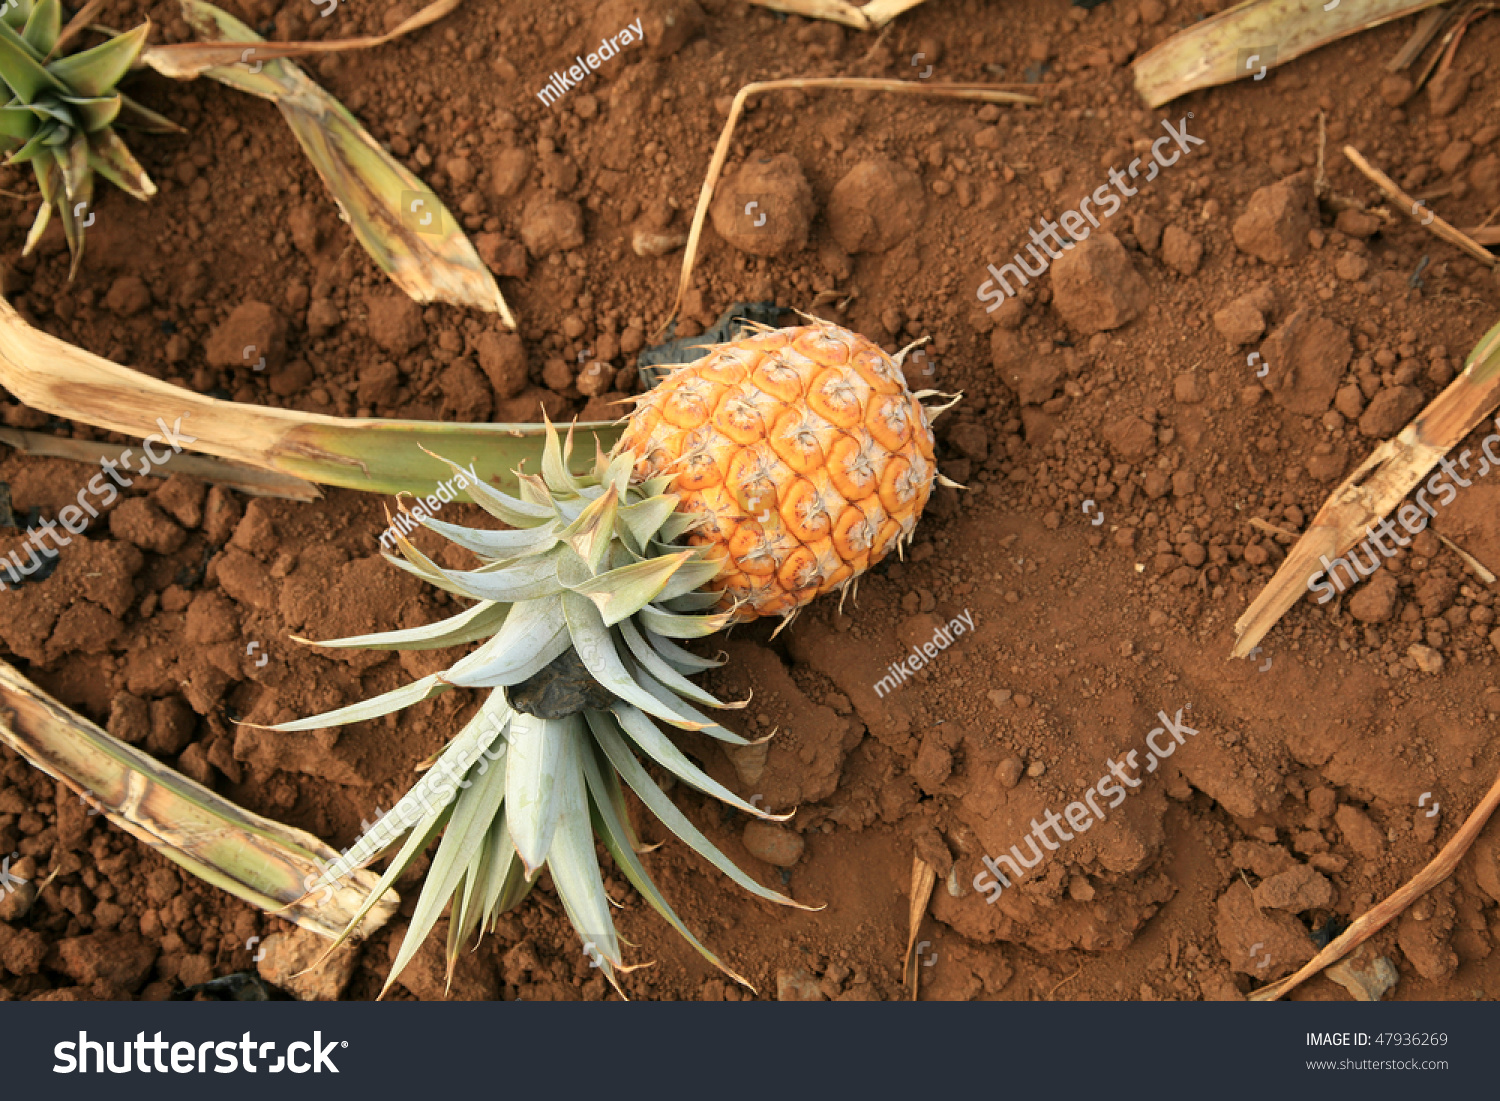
619, 322, 939, 619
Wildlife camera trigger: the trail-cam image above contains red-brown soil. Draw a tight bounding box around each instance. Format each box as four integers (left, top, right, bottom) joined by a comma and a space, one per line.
2, 0, 1499, 1002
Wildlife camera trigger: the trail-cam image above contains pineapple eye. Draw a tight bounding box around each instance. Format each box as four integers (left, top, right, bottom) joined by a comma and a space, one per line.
848, 520, 873, 552
894, 466, 920, 501
848, 444, 875, 483
822, 378, 857, 407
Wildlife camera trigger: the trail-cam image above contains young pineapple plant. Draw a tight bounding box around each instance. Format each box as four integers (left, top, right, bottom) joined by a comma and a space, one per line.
286, 319, 959, 995
0, 0, 174, 278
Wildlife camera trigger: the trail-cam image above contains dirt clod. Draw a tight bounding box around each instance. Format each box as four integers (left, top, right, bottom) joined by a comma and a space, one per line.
827, 158, 925, 254
1049, 232, 1146, 335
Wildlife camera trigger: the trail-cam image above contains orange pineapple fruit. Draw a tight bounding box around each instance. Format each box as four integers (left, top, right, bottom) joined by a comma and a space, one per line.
618, 319, 953, 620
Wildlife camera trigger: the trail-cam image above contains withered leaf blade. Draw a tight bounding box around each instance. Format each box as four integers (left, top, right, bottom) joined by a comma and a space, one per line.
0, 294, 615, 499
1233, 315, 1500, 658
0, 660, 399, 939
140, 0, 460, 79
1132, 0, 1449, 108
142, 0, 515, 327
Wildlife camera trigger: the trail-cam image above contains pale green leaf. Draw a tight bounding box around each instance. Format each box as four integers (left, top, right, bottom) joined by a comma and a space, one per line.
505, 711, 570, 875
297, 599, 509, 652
563, 592, 706, 730
269, 672, 448, 732
441, 595, 571, 688
590, 712, 812, 910
612, 703, 780, 819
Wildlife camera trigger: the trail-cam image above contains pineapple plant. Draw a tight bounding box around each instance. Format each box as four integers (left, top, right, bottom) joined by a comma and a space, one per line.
286, 318, 960, 995
0, 0, 175, 279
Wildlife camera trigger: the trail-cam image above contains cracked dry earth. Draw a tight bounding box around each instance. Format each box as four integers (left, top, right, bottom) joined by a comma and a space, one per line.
1, 0, 1500, 1001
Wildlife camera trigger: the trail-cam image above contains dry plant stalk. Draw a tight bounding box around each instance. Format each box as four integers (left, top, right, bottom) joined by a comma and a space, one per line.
1232, 316, 1500, 658
660, 77, 1041, 337
141, 0, 460, 77
1251, 760, 1500, 1000
903, 853, 937, 1000
1343, 145, 1497, 268
1131, 0, 1450, 108
0, 661, 398, 939
0, 427, 318, 500
0, 295, 618, 499
744, 0, 929, 29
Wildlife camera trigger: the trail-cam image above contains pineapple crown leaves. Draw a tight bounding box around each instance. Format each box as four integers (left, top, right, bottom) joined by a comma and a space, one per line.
0, 0, 178, 278
279, 421, 813, 997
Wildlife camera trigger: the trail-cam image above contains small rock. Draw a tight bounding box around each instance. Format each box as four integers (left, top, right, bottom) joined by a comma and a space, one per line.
105, 276, 151, 316
913, 734, 952, 794
1132, 211, 1163, 253
1252, 864, 1334, 913
1049, 231, 1147, 335
475, 233, 528, 279
1407, 643, 1443, 674
1260, 308, 1352, 416
991, 330, 1059, 406
355, 360, 399, 407
1437, 140, 1472, 176
439, 360, 493, 420
364, 294, 426, 355
827, 158, 925, 254
1103, 414, 1155, 461
1428, 67, 1471, 118
1334, 252, 1369, 281
1335, 804, 1386, 861
106, 693, 150, 746
1173, 373, 1203, 404
1348, 572, 1398, 623
488, 146, 531, 198
1334, 209, 1381, 238
1326, 954, 1400, 1002
542, 359, 573, 393
709, 153, 816, 258
776, 967, 826, 1001
205, 300, 287, 372
519, 198, 586, 257
1378, 74, 1412, 107
575, 361, 613, 398
995, 755, 1023, 788
1358, 386, 1425, 438
1212, 298, 1266, 345
946, 421, 989, 462
109, 498, 185, 555
1160, 225, 1203, 275
476, 331, 529, 399
153, 474, 206, 529
742, 820, 804, 867
47, 931, 157, 992
257, 928, 361, 1001
1232, 174, 1315, 265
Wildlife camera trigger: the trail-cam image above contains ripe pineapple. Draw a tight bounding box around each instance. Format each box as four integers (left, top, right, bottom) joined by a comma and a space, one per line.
620, 322, 943, 620
285, 319, 958, 995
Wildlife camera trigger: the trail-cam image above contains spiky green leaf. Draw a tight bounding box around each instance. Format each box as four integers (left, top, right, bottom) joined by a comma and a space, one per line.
46, 22, 149, 97
590, 712, 811, 910
20, 0, 58, 56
